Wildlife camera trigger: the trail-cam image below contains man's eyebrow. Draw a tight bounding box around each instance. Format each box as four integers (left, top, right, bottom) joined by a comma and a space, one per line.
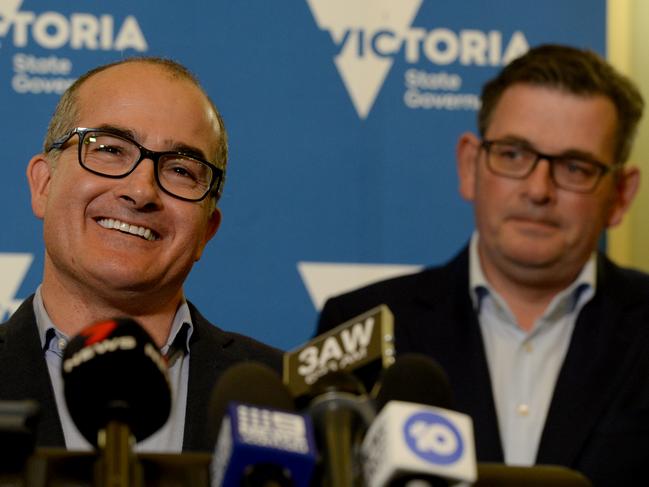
92, 124, 138, 140
493, 135, 536, 150
91, 124, 209, 160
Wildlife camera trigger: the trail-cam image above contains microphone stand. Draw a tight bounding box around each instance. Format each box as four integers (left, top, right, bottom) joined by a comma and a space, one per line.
307, 374, 374, 487
95, 420, 143, 487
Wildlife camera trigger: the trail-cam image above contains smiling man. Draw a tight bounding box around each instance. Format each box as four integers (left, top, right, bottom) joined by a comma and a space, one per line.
0, 58, 281, 452
317, 45, 649, 485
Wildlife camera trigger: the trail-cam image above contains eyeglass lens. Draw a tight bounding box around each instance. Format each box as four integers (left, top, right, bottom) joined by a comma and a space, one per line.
80, 131, 213, 200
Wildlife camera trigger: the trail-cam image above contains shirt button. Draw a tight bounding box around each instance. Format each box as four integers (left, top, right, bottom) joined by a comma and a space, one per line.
516, 404, 530, 416
58, 338, 67, 351
524, 343, 533, 353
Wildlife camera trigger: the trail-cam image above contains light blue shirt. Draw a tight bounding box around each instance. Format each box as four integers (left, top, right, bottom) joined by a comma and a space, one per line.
34, 286, 192, 453
469, 234, 595, 466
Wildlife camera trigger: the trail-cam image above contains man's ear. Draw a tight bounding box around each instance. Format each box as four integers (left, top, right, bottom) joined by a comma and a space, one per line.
457, 132, 481, 202
26, 154, 53, 220
194, 207, 222, 261
206, 206, 222, 242
606, 165, 640, 228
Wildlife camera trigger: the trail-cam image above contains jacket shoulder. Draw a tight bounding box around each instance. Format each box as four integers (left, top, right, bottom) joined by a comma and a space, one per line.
317, 249, 468, 334
188, 302, 283, 372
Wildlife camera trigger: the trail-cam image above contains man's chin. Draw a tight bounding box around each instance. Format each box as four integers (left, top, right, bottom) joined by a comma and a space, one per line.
501, 245, 565, 271
84, 267, 161, 294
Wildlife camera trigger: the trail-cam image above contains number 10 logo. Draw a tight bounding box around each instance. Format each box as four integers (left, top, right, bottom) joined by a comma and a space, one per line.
404, 411, 464, 465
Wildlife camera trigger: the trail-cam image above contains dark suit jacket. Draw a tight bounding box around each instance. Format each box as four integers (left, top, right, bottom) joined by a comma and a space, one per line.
318, 248, 649, 486
0, 295, 282, 452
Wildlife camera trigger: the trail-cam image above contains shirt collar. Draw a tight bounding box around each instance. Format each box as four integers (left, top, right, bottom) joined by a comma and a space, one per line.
468, 231, 597, 315
33, 285, 194, 357
34, 286, 67, 354
162, 303, 193, 364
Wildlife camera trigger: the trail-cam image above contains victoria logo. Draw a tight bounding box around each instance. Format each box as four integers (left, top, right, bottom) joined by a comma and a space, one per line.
306, 0, 528, 119
0, 0, 147, 51
306, 0, 422, 119
1, 0, 148, 95
404, 411, 464, 465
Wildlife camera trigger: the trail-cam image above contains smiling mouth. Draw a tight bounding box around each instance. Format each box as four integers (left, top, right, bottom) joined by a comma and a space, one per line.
96, 218, 159, 241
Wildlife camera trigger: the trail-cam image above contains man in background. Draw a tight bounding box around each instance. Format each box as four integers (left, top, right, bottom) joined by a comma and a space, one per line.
318, 44, 649, 485
0, 58, 280, 452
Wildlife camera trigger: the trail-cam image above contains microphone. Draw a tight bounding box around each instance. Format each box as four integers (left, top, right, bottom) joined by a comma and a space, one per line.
373, 353, 454, 411
62, 317, 171, 446
305, 371, 375, 487
62, 317, 171, 487
209, 362, 317, 487
284, 304, 395, 402
283, 307, 393, 486
362, 354, 477, 487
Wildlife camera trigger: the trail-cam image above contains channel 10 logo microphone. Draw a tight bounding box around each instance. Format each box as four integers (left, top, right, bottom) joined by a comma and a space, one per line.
283, 305, 396, 399
362, 401, 477, 486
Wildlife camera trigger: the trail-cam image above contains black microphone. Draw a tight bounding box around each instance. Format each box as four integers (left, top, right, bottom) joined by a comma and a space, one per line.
209, 361, 295, 440
372, 353, 454, 411
305, 371, 375, 487
62, 318, 171, 487
209, 362, 317, 487
362, 354, 477, 487
283, 306, 394, 486
62, 317, 171, 447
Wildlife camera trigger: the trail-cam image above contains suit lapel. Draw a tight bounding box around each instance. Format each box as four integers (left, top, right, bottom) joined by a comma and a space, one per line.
182, 305, 234, 451
0, 296, 65, 447
407, 251, 504, 462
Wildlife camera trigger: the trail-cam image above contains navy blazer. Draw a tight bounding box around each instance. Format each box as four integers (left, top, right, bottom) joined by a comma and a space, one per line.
317, 248, 649, 486
0, 295, 282, 452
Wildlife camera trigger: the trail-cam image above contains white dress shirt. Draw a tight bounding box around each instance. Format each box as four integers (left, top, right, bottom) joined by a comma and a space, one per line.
468, 233, 595, 465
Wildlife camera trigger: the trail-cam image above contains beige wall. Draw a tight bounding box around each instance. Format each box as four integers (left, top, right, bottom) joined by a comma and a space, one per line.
608, 0, 649, 270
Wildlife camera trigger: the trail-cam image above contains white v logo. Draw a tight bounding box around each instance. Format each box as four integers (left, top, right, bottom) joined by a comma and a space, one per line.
306, 0, 423, 119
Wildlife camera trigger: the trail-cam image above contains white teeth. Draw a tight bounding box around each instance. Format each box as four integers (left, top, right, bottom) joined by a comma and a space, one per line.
97, 218, 157, 241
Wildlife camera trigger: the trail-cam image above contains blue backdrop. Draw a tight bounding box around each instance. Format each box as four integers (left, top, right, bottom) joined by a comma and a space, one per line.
0, 0, 606, 349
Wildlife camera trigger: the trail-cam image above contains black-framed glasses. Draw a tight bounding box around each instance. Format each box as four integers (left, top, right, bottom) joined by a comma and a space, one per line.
47, 127, 224, 202
480, 139, 622, 193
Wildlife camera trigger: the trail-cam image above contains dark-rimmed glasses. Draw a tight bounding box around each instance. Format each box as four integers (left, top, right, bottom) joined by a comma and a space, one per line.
480, 140, 622, 193
47, 127, 224, 202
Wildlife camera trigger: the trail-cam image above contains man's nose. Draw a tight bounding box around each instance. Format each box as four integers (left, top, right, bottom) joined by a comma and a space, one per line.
523, 158, 556, 203
118, 158, 162, 208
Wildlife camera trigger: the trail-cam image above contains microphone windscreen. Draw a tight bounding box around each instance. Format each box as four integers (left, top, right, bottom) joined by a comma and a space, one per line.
209, 362, 295, 441
62, 318, 171, 446
373, 353, 453, 411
